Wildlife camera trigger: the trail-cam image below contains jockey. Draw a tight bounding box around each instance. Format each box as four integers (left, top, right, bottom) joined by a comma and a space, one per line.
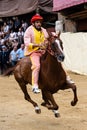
24, 14, 49, 93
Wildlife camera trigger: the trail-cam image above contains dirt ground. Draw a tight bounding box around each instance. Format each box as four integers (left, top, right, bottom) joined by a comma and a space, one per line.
0, 71, 87, 130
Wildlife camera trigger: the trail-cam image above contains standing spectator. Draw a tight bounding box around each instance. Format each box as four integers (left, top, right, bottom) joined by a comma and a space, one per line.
17, 43, 25, 60
14, 17, 20, 32
21, 20, 28, 32
0, 26, 4, 37
17, 27, 24, 46
3, 22, 10, 41
9, 20, 14, 30
0, 45, 9, 74
0, 35, 5, 46
9, 45, 18, 66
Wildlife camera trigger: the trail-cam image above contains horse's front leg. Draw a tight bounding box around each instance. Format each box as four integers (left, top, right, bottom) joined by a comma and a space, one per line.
65, 81, 78, 106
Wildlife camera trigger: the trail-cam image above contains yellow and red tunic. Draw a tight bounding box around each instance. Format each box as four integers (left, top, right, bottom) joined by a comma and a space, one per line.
24, 25, 49, 56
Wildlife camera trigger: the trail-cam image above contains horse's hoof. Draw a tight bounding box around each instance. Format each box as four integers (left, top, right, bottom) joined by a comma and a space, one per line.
52, 110, 60, 118
35, 109, 41, 114
35, 106, 41, 114
55, 113, 60, 118
71, 100, 78, 106
41, 102, 47, 107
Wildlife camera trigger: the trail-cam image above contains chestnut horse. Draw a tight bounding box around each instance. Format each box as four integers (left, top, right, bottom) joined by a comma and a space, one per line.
4, 32, 78, 117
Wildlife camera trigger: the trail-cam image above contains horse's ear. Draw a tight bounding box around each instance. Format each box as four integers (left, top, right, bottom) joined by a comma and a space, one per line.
46, 30, 61, 40
47, 30, 52, 38
56, 31, 61, 38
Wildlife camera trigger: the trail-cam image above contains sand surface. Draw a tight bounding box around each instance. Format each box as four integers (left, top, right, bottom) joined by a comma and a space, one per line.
0, 71, 87, 130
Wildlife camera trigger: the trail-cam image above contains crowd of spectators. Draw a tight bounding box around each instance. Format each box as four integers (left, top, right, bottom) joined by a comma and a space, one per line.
0, 16, 28, 74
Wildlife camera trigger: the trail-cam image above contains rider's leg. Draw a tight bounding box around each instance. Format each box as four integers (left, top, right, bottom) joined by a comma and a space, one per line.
30, 52, 42, 93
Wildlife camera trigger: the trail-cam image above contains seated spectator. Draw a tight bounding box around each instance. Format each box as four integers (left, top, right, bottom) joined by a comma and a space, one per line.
17, 44, 25, 60
11, 39, 19, 48
9, 29, 18, 42
3, 22, 9, 35
4, 29, 10, 41
9, 45, 18, 66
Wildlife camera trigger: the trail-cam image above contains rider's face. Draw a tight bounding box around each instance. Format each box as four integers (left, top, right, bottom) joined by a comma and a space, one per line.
33, 20, 42, 31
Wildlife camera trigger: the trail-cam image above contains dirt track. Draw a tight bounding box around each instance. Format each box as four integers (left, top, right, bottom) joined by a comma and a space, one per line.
0, 71, 87, 130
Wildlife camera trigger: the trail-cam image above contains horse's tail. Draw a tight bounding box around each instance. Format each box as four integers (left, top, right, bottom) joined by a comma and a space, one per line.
3, 66, 15, 76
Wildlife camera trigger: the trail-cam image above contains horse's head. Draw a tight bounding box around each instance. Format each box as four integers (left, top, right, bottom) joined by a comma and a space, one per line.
47, 31, 65, 62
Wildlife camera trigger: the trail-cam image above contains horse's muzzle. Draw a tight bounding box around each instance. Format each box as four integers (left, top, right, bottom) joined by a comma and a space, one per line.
58, 54, 65, 62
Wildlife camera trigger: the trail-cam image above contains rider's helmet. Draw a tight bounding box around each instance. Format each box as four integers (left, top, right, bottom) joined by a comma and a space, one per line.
31, 14, 43, 23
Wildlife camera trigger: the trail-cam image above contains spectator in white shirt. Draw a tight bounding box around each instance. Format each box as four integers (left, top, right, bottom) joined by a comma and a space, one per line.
3, 22, 9, 34
9, 30, 18, 42
21, 20, 28, 32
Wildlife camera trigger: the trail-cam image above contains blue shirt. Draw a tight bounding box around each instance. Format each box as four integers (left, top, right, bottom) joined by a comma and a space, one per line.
17, 48, 24, 59
10, 50, 18, 61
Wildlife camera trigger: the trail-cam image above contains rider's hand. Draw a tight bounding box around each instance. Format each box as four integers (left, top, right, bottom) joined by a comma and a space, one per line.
32, 40, 49, 49
39, 40, 49, 49
38, 43, 46, 50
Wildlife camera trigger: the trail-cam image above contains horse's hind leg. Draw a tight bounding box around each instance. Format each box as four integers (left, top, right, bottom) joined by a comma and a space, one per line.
42, 90, 60, 117
17, 80, 41, 114
42, 89, 59, 110
65, 81, 78, 106
41, 90, 51, 107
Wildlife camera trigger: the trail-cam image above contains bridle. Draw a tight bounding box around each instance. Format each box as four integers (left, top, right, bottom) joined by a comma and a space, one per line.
47, 44, 55, 56
47, 37, 65, 62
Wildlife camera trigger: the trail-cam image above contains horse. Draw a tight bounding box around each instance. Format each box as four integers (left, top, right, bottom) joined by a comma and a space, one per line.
3, 32, 78, 117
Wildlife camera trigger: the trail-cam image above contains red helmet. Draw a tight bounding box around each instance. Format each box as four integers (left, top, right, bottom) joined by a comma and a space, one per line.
31, 14, 43, 23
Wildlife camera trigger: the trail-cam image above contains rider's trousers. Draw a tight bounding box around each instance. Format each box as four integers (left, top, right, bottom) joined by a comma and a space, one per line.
30, 51, 44, 87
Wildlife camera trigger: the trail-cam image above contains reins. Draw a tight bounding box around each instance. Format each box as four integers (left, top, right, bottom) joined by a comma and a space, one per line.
47, 45, 55, 56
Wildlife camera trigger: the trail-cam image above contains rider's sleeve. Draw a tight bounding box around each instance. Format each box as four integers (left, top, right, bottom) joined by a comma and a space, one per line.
24, 26, 33, 50
42, 27, 49, 39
